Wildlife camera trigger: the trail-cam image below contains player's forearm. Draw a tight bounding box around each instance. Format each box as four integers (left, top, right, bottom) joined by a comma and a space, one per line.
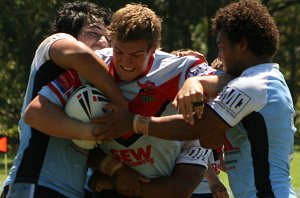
204, 164, 218, 183
87, 148, 107, 169
204, 162, 229, 197
70, 53, 127, 108
148, 115, 200, 141
197, 74, 233, 99
134, 107, 228, 148
140, 164, 204, 198
50, 40, 127, 108
24, 95, 94, 140
95, 107, 227, 148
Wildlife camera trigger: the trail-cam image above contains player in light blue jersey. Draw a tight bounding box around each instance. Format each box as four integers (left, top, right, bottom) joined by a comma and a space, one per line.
0, 2, 127, 198
92, 0, 297, 197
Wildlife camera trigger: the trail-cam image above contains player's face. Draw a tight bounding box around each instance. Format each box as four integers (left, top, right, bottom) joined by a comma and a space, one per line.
112, 39, 154, 82
217, 31, 243, 76
78, 25, 110, 51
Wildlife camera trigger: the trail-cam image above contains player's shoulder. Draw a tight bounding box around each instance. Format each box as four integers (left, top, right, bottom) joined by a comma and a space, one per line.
95, 47, 112, 55
155, 50, 199, 61
231, 64, 274, 91
94, 48, 113, 60
48, 33, 76, 40
225, 77, 267, 107
223, 65, 272, 107
153, 50, 174, 62
36, 33, 76, 58
154, 50, 198, 67
39, 33, 76, 48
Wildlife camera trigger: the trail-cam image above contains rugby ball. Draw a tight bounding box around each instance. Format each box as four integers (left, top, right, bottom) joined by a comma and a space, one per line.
64, 84, 108, 149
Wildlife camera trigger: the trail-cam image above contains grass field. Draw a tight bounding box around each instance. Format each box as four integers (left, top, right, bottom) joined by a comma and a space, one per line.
1, 141, 300, 196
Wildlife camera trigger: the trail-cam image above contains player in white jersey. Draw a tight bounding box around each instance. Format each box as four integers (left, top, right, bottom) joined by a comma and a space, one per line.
23, 4, 233, 197
92, 1, 297, 197
1, 2, 127, 198
37, 47, 212, 196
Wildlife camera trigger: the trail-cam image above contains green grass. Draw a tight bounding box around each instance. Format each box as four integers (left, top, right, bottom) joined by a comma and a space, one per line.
291, 141, 300, 194
0, 174, 6, 189
0, 153, 13, 189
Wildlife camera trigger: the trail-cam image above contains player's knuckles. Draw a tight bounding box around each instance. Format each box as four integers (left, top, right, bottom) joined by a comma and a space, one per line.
91, 127, 105, 138
176, 97, 183, 105
91, 117, 105, 123
195, 92, 203, 98
172, 100, 177, 108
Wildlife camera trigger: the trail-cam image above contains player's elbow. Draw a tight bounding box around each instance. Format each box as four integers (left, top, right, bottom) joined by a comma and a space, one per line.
175, 191, 194, 198
199, 131, 225, 149
23, 104, 37, 126
167, 183, 201, 198
164, 188, 194, 198
201, 140, 223, 149
23, 96, 43, 126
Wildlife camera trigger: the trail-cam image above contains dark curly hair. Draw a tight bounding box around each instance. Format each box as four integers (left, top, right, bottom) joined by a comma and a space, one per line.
211, 0, 279, 58
48, 1, 112, 38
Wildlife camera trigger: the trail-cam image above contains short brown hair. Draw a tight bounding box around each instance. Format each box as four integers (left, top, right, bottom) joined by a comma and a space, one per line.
109, 3, 162, 50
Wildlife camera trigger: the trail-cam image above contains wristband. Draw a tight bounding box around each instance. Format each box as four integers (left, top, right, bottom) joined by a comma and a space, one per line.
133, 114, 151, 135
99, 156, 123, 177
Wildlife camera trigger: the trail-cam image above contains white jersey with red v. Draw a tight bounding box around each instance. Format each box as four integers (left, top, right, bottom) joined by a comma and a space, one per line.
40, 49, 215, 178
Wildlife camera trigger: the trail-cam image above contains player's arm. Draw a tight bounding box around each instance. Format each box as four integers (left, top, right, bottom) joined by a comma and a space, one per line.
140, 164, 205, 198
205, 164, 229, 198
173, 74, 233, 125
24, 94, 96, 140
92, 74, 231, 147
145, 75, 264, 148
147, 107, 229, 148
24, 69, 97, 139
139, 141, 210, 197
93, 104, 230, 148
172, 49, 208, 63
218, 151, 227, 173
87, 148, 150, 197
50, 39, 127, 108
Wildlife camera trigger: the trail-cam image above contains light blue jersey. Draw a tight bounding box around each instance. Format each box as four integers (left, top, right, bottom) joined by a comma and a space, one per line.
208, 63, 297, 197
3, 33, 89, 198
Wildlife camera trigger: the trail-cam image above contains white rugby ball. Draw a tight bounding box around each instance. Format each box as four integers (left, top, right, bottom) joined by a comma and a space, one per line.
64, 84, 108, 149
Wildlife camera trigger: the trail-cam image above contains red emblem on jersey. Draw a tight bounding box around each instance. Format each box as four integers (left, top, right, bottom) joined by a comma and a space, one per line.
137, 81, 156, 102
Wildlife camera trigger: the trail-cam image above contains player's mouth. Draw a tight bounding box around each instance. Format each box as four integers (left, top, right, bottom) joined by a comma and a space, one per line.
120, 65, 135, 72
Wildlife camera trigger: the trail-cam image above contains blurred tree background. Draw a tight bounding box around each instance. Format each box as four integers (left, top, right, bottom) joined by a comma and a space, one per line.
0, 0, 299, 153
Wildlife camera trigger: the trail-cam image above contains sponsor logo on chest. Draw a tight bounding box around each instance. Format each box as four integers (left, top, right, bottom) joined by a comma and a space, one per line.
110, 145, 154, 167
218, 86, 251, 118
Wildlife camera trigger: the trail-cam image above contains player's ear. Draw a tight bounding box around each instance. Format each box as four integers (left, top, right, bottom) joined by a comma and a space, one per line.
239, 37, 248, 54
149, 43, 158, 54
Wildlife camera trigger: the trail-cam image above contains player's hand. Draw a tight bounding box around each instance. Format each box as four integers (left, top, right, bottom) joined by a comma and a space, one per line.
174, 49, 207, 63
209, 177, 229, 198
88, 171, 114, 192
91, 107, 134, 142
172, 77, 207, 125
105, 102, 128, 112
112, 165, 150, 197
